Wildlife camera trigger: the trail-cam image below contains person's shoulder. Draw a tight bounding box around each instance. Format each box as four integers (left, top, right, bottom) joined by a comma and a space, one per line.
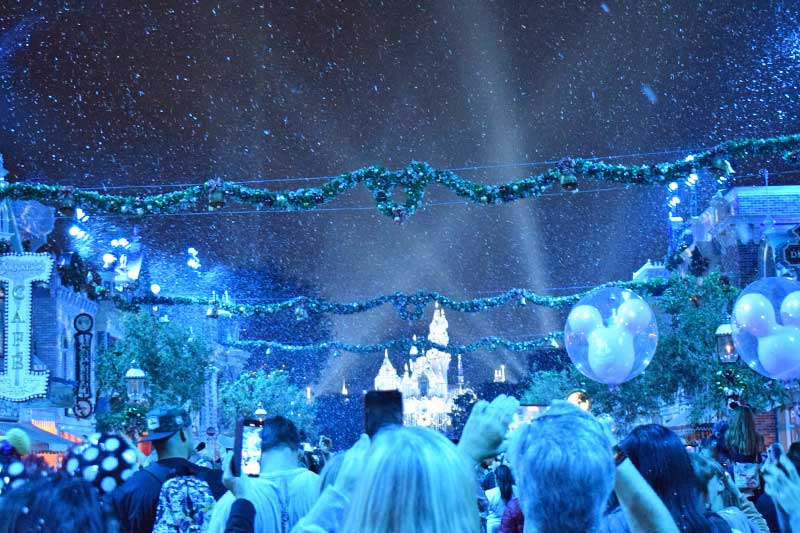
115, 465, 162, 493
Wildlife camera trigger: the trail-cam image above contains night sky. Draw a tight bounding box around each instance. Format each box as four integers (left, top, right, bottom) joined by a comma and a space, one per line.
1, 1, 799, 390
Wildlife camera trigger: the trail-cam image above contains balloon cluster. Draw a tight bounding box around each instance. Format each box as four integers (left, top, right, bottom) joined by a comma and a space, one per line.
732, 277, 800, 380
565, 288, 658, 385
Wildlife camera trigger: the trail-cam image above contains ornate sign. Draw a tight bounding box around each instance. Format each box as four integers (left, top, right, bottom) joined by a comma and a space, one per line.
0, 254, 53, 401
781, 225, 800, 267
73, 313, 94, 418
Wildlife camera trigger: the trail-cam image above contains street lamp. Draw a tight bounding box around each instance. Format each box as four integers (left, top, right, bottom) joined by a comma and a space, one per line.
254, 401, 267, 421
125, 359, 148, 403
715, 316, 738, 364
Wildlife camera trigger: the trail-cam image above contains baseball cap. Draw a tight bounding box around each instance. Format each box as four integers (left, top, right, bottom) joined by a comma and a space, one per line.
140, 406, 191, 442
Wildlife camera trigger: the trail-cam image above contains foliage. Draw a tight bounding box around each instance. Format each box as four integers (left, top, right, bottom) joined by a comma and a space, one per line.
521, 369, 580, 406
64, 252, 88, 292
218, 369, 316, 434
95, 312, 212, 435
522, 274, 788, 424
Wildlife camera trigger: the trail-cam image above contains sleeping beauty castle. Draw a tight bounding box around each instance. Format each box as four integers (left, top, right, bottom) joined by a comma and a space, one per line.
373, 303, 467, 430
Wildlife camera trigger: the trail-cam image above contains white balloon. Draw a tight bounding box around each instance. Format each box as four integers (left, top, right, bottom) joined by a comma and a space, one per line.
757, 325, 800, 380
587, 326, 636, 385
780, 291, 800, 327
734, 293, 776, 337
568, 305, 604, 337
615, 299, 653, 335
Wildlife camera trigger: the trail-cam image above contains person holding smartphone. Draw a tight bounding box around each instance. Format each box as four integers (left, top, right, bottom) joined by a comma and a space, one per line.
208, 415, 319, 533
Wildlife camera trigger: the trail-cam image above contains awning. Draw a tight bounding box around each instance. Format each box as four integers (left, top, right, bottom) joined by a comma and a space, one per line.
0, 422, 77, 453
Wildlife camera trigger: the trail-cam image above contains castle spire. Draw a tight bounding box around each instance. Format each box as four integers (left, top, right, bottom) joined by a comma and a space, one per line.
427, 304, 449, 347
341, 380, 349, 396
457, 354, 464, 394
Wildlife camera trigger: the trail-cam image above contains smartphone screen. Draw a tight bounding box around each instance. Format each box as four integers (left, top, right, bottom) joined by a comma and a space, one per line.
364, 390, 403, 438
507, 404, 542, 435
233, 418, 264, 477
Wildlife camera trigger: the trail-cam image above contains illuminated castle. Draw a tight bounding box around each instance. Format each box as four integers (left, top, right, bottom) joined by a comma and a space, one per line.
373, 303, 466, 430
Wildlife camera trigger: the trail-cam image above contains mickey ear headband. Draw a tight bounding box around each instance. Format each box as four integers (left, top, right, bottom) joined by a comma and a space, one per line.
63, 433, 138, 495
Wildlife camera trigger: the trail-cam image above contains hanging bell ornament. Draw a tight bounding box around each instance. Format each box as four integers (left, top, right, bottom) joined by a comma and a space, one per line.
207, 178, 225, 209
557, 158, 578, 191
559, 173, 578, 191
711, 158, 735, 176
59, 189, 76, 217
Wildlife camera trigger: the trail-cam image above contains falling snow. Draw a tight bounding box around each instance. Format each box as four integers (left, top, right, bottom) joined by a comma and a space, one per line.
0, 1, 797, 392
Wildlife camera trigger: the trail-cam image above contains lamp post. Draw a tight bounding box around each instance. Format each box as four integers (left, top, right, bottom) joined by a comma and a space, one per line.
254, 401, 267, 421
715, 316, 738, 364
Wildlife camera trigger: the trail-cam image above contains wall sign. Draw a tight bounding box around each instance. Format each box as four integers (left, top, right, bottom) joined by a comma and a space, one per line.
73, 312, 94, 418
0, 254, 53, 401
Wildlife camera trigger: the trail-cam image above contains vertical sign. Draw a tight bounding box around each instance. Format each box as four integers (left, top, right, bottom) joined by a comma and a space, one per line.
0, 254, 53, 401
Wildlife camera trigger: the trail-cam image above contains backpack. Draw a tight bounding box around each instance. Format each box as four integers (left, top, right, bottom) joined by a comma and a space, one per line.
732, 461, 760, 491
152, 476, 216, 533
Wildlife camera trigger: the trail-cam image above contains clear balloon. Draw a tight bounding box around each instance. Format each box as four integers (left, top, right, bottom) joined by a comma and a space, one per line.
567, 305, 604, 337
587, 326, 635, 385
780, 291, 800, 327
732, 277, 800, 380
757, 325, 800, 380
564, 288, 658, 385
615, 298, 653, 335
733, 293, 776, 337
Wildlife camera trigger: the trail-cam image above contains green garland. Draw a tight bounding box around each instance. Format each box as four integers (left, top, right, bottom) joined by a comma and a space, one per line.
113, 277, 670, 319
228, 333, 564, 355
3, 134, 798, 221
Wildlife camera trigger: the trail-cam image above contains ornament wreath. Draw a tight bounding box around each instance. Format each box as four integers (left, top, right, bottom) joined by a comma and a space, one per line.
227, 333, 564, 355
2, 134, 798, 222
113, 277, 669, 319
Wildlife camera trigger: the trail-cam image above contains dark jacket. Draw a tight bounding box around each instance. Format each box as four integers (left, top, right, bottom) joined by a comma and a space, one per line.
111, 457, 226, 533
224, 499, 257, 533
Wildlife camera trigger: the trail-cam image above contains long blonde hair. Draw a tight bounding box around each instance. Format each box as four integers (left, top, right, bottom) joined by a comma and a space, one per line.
725, 405, 762, 457
342, 426, 480, 533
690, 452, 738, 509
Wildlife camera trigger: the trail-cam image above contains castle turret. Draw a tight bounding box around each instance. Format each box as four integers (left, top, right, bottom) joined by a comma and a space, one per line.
425, 302, 451, 398
374, 349, 401, 391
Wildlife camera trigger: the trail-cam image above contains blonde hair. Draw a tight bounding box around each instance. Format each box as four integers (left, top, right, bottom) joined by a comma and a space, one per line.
690, 452, 738, 508
725, 405, 762, 457
342, 426, 480, 533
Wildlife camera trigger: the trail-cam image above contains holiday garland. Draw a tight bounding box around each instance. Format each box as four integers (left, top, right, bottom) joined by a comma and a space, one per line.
227, 333, 564, 355
114, 277, 670, 319
2, 134, 799, 221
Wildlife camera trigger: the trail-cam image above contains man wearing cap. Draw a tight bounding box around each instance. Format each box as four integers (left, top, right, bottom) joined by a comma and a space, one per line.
111, 405, 226, 533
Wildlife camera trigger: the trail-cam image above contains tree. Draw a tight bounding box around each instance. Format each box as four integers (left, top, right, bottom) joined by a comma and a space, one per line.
218, 369, 316, 435
520, 369, 578, 406
95, 312, 212, 435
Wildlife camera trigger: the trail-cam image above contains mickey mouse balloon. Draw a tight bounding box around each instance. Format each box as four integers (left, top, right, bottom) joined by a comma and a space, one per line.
732, 277, 800, 381
564, 288, 658, 385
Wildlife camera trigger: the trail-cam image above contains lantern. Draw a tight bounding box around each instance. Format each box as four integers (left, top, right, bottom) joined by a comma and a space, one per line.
125, 360, 148, 403
715, 318, 738, 364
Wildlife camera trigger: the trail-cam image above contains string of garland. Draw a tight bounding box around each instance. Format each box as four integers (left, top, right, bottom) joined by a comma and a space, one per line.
2, 134, 798, 222
226, 332, 564, 355
113, 277, 670, 320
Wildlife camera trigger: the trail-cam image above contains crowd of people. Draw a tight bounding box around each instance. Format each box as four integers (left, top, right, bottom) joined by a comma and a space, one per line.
0, 397, 799, 533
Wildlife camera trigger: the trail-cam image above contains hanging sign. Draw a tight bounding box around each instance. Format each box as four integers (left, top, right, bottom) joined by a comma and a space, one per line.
0, 254, 53, 401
